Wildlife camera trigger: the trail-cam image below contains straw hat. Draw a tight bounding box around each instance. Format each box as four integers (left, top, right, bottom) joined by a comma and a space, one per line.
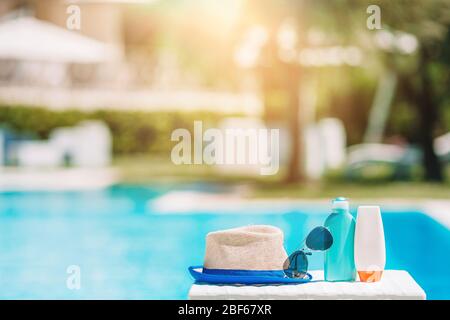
189, 225, 312, 284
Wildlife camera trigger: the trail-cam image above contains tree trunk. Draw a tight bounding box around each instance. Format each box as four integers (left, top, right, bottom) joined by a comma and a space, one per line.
285, 66, 303, 183
417, 47, 443, 181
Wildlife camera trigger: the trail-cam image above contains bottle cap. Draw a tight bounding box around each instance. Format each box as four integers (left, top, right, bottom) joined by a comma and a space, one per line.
332, 197, 349, 211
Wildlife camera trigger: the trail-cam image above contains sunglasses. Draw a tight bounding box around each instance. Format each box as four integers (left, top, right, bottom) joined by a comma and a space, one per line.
283, 226, 333, 279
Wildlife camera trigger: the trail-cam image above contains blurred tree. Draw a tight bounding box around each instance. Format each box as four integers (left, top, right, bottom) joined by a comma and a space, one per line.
122, 0, 449, 183
374, 0, 450, 181
251, 0, 449, 182
243, 0, 308, 182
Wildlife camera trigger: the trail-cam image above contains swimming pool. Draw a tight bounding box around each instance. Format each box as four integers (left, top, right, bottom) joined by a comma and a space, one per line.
0, 185, 449, 299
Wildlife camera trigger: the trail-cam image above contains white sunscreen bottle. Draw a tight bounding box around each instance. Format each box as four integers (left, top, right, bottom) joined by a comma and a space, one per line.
354, 206, 386, 282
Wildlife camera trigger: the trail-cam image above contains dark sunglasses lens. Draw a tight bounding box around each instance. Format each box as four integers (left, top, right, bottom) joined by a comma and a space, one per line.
283, 250, 308, 278
306, 226, 333, 251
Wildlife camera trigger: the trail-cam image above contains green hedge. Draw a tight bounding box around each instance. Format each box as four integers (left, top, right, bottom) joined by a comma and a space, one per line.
0, 105, 230, 155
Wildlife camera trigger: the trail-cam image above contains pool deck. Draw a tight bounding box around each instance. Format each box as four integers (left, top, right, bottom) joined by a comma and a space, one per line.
0, 167, 119, 191
0, 174, 448, 229
422, 200, 450, 229
151, 190, 450, 229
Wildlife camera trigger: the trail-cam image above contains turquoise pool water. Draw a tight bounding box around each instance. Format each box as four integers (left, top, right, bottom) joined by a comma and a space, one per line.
0, 185, 449, 299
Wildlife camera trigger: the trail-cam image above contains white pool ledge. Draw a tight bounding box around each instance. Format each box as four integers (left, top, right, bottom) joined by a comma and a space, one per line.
189, 270, 426, 300
0, 167, 119, 191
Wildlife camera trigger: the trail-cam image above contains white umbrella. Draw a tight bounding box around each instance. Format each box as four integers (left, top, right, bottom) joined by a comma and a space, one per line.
0, 17, 121, 63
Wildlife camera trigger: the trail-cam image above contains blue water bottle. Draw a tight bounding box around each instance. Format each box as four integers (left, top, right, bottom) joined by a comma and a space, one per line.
324, 197, 356, 281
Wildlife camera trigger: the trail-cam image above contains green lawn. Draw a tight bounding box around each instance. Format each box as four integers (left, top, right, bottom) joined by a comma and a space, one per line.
114, 155, 450, 199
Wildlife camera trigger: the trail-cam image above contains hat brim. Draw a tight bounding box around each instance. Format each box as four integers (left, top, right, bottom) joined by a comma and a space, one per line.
189, 266, 312, 285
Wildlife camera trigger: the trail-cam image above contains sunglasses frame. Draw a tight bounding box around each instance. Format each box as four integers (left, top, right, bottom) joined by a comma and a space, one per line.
283, 226, 333, 279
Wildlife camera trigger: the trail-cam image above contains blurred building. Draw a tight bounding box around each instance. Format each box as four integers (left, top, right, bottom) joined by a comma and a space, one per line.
0, 0, 22, 16
33, 0, 124, 47
0, 0, 261, 114
0, 0, 125, 87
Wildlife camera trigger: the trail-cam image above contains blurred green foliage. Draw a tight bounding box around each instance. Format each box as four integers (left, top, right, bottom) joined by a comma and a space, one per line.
0, 105, 228, 155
